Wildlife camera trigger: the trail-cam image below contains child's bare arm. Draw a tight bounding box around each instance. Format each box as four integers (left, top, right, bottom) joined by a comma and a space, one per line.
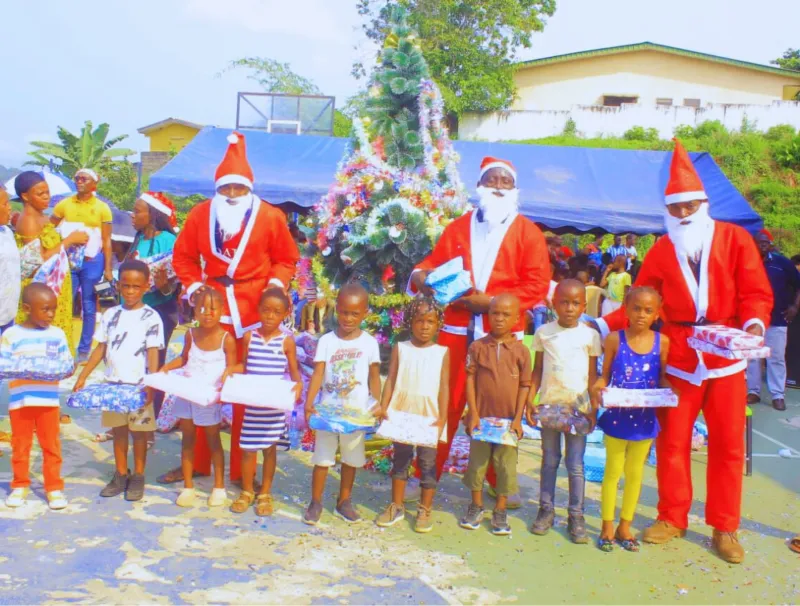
159, 332, 192, 373
219, 332, 239, 382
73, 344, 106, 391
465, 372, 479, 435
378, 344, 400, 418
304, 362, 326, 422
284, 337, 304, 403
591, 332, 619, 408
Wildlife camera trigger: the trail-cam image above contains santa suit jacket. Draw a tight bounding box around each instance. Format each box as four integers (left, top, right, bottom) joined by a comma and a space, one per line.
598, 220, 772, 386
410, 211, 550, 336
173, 198, 299, 338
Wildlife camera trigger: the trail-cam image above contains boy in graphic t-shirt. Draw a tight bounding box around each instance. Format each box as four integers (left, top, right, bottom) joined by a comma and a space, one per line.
73, 260, 164, 502
302, 283, 381, 526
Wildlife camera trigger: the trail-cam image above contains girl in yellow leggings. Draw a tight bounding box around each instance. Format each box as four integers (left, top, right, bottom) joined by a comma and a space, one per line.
592, 287, 675, 552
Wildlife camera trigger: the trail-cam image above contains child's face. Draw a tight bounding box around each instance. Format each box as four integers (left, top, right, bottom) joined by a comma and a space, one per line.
336, 294, 368, 335
0, 190, 10, 225
259, 296, 288, 332
410, 307, 439, 344
625, 291, 660, 331
24, 292, 57, 328
553, 284, 586, 327
614, 256, 626, 271
488, 296, 519, 338
118, 270, 148, 308
196, 293, 224, 328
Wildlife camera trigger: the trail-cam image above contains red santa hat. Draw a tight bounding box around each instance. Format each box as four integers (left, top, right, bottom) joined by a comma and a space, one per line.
664, 139, 707, 205
479, 156, 517, 183
140, 191, 177, 228
759, 228, 774, 242
215, 132, 254, 190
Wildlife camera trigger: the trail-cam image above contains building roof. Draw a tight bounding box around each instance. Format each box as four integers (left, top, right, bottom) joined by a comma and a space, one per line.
517, 42, 800, 79
137, 118, 204, 135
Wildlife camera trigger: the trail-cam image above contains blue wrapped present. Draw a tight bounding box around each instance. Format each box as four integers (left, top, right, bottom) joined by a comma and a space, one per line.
139, 251, 176, 291
67, 382, 147, 414
0, 355, 74, 382
66, 245, 85, 271
425, 257, 473, 306
472, 417, 519, 446
309, 396, 377, 435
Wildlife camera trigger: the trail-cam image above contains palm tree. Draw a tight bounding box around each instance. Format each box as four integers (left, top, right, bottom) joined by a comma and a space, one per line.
25, 121, 135, 177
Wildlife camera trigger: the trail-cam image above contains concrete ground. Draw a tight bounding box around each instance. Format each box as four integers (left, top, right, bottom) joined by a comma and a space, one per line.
2, 333, 800, 604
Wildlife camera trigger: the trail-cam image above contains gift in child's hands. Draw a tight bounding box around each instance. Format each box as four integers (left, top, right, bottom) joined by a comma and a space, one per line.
424, 257, 473, 306
691, 324, 764, 350
143, 371, 221, 406
471, 417, 519, 446
602, 387, 679, 408
67, 383, 147, 414
687, 337, 770, 360
220, 374, 296, 410
377, 410, 439, 447
0, 353, 75, 382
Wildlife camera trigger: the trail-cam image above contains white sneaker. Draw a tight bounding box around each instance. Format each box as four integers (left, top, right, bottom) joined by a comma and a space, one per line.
6, 487, 29, 508
47, 491, 68, 510
207, 488, 227, 508
176, 488, 196, 508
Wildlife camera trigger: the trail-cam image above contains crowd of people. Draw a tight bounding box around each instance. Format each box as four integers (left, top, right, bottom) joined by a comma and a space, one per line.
0, 132, 797, 565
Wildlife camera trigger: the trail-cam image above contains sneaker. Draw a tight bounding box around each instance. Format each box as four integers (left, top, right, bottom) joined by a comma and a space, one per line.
491, 509, 511, 536
125, 473, 145, 502
5, 487, 29, 508
568, 514, 589, 544
176, 488, 196, 508
415, 505, 434, 534
530, 507, 555, 535
100, 471, 128, 498
47, 491, 68, 510
376, 503, 405, 528
303, 500, 323, 526
335, 499, 362, 523
207, 488, 227, 508
459, 503, 485, 530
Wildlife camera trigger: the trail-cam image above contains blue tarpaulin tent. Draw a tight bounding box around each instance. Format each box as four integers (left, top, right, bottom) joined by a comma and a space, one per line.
150, 127, 762, 234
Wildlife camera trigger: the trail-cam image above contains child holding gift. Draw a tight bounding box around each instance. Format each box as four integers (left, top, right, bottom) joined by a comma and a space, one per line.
158, 288, 237, 508
461, 294, 531, 536
303, 283, 381, 526
375, 295, 450, 533
528, 279, 601, 543
592, 286, 674, 552
230, 287, 303, 516
3, 284, 72, 510
73, 260, 164, 502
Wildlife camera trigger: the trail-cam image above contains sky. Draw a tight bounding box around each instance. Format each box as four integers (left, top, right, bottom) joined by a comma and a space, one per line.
0, 0, 797, 167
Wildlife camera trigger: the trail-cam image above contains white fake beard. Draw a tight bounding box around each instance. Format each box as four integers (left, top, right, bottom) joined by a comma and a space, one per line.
664, 203, 713, 263
212, 193, 253, 240
476, 186, 519, 230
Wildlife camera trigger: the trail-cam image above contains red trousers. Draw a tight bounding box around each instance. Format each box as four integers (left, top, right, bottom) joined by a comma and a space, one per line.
425, 331, 496, 486
10, 406, 64, 492
655, 372, 746, 532
192, 328, 244, 481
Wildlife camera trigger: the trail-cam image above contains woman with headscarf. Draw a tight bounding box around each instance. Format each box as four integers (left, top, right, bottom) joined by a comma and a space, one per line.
13, 171, 88, 354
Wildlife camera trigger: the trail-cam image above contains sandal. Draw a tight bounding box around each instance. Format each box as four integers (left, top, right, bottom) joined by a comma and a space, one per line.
615, 533, 640, 552
94, 431, 113, 443
597, 537, 615, 552
255, 494, 274, 517
789, 535, 800, 554
230, 491, 255, 514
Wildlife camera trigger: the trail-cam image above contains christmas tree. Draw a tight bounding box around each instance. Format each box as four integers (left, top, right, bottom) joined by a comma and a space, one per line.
310, 7, 467, 304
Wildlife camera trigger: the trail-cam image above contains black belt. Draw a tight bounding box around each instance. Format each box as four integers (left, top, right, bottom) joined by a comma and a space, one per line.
674, 317, 732, 327
211, 276, 245, 287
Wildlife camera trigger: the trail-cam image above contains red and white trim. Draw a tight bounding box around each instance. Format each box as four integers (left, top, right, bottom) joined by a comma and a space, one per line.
479, 162, 516, 182
140, 193, 173, 217
665, 190, 707, 204
215, 174, 254, 190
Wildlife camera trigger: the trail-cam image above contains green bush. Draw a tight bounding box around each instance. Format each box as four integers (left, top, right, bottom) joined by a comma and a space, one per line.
774, 135, 800, 171
764, 124, 796, 141
623, 126, 659, 142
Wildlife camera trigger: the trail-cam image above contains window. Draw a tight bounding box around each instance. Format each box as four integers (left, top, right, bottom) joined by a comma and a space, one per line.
603, 95, 638, 107
683, 98, 701, 108
656, 98, 673, 107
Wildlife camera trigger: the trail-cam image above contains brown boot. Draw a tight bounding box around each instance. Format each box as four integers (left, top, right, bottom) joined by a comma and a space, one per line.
641, 520, 686, 544
712, 530, 744, 564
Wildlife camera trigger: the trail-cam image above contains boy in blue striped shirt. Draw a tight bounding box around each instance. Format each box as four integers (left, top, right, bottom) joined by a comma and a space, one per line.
2, 283, 73, 510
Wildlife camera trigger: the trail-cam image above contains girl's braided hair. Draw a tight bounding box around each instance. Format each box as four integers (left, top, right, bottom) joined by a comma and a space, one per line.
404, 294, 444, 331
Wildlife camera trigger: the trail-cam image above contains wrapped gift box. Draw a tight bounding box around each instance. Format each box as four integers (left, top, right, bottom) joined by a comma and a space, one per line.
603, 387, 679, 408
471, 417, 519, 447
692, 324, 764, 350
534, 405, 593, 436
377, 410, 439, 447
67, 382, 147, 414
220, 374, 296, 410
309, 396, 378, 434
139, 252, 176, 291
425, 257, 473, 306
143, 371, 220, 406
66, 245, 85, 271
0, 355, 74, 383
687, 337, 770, 360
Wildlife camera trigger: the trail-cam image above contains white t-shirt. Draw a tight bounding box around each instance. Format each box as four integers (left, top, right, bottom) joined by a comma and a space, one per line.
625, 245, 638, 269
533, 321, 602, 410
96, 305, 164, 384
314, 331, 380, 411
0, 226, 21, 327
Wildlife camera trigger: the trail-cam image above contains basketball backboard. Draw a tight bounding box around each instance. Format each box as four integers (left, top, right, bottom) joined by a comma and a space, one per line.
236, 92, 335, 136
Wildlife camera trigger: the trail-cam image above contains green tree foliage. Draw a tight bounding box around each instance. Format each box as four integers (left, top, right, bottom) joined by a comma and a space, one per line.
25, 121, 134, 177
97, 161, 139, 211
355, 0, 556, 115
771, 48, 800, 71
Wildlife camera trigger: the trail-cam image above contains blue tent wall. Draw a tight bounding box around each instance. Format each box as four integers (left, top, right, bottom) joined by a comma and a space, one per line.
149, 127, 762, 234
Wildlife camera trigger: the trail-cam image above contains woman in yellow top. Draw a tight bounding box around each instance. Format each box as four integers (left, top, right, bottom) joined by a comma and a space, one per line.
13, 172, 89, 355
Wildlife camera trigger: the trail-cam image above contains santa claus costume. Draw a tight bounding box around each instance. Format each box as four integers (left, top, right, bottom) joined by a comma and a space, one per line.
410, 157, 550, 486
172, 132, 299, 482
597, 140, 772, 563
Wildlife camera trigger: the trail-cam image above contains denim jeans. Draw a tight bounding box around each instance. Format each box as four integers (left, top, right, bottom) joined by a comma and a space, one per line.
72, 253, 105, 354
746, 325, 788, 399
539, 427, 587, 516
531, 306, 550, 334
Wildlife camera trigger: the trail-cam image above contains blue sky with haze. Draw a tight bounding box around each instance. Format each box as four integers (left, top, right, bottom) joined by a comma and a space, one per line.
0, 0, 795, 166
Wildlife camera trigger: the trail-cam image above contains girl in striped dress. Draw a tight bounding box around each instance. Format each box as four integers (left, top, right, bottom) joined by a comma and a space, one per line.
231, 288, 302, 516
